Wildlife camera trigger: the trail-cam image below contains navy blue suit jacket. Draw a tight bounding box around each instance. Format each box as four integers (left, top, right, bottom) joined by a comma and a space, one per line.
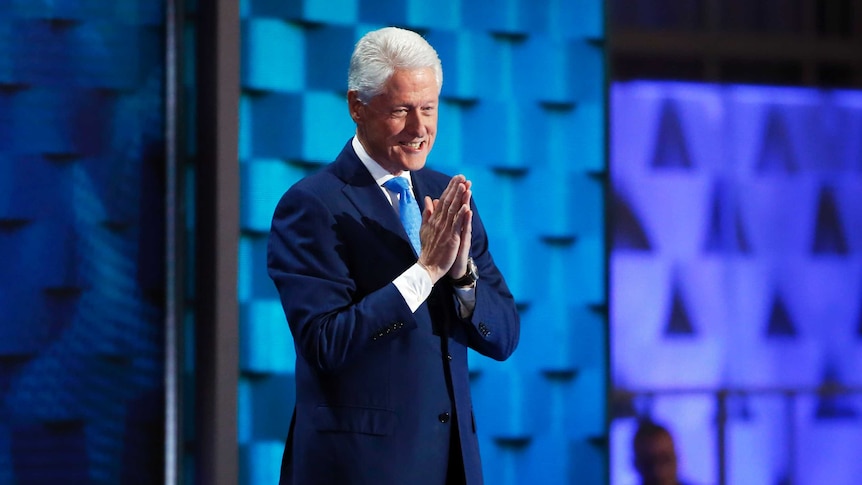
267, 140, 520, 485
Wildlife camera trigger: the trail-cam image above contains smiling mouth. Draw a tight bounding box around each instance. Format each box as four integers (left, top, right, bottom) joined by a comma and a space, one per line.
401, 141, 424, 151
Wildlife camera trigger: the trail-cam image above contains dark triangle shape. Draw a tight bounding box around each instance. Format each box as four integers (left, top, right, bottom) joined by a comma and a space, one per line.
815, 395, 858, 419
775, 474, 792, 485
703, 181, 726, 253
755, 110, 798, 174
735, 209, 751, 253
650, 100, 693, 169
665, 284, 696, 336
727, 394, 753, 421
703, 179, 751, 254
611, 187, 652, 251
811, 185, 848, 255
765, 293, 797, 338
815, 366, 858, 419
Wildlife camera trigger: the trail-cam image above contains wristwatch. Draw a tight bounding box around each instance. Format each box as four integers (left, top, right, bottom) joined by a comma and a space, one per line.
449, 257, 478, 287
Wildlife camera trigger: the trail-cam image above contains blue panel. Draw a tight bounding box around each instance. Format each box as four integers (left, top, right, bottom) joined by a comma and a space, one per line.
240, 442, 285, 485
357, 0, 408, 25
242, 19, 305, 92
513, 0, 599, 38
358, 0, 458, 28
301, 91, 356, 161
240, 159, 307, 232
513, 35, 571, 103
248, 92, 303, 158
252, 0, 357, 24
460, 101, 542, 170
304, 24, 355, 92
461, 0, 538, 34
521, 434, 572, 485
405, 0, 459, 29
240, 301, 296, 373
238, 236, 280, 302
471, 368, 549, 437
566, 368, 606, 437
249, 374, 296, 440
303, 0, 358, 25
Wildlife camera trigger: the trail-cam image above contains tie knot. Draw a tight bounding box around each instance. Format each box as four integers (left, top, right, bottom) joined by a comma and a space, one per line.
383, 176, 411, 196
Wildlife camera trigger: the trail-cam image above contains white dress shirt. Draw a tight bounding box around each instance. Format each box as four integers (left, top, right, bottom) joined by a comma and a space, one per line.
352, 136, 476, 318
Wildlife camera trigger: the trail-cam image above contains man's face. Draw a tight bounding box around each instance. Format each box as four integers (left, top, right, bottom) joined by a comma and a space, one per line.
634, 433, 678, 485
350, 67, 438, 174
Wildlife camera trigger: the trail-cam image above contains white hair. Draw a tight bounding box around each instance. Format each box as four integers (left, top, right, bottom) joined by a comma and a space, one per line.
348, 27, 443, 103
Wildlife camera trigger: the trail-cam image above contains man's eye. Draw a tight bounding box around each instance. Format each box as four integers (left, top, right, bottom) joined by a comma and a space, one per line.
392, 109, 409, 117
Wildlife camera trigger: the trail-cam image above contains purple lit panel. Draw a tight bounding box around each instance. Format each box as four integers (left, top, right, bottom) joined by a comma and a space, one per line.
610, 81, 862, 485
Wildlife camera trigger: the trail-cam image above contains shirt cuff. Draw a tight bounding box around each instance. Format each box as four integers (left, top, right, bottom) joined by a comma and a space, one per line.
453, 284, 477, 319
393, 263, 434, 313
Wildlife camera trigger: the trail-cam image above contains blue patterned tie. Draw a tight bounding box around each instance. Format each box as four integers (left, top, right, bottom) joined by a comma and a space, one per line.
383, 177, 422, 255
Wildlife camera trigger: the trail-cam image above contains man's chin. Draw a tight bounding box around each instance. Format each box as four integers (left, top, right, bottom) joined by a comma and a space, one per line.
396, 154, 429, 172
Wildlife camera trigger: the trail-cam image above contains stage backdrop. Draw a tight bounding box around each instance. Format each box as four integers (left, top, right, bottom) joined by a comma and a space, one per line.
0, 1, 167, 483
610, 81, 862, 485
236, 1, 608, 483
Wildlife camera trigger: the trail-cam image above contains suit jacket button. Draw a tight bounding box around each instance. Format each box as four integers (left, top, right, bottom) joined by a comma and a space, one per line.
446, 354, 452, 361
438, 412, 450, 423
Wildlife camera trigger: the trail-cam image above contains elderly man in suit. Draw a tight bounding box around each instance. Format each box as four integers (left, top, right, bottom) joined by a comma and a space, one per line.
267, 26, 520, 485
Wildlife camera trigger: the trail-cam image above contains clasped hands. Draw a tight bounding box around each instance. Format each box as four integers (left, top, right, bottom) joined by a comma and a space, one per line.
417, 175, 472, 284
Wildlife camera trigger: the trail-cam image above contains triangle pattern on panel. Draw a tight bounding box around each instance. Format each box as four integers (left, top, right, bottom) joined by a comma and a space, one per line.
664, 279, 696, 337
815, 365, 859, 419
764, 292, 797, 338
755, 109, 798, 174
650, 100, 693, 170
811, 185, 849, 255
703, 179, 751, 254
727, 394, 753, 421
774, 473, 792, 485
611, 186, 652, 251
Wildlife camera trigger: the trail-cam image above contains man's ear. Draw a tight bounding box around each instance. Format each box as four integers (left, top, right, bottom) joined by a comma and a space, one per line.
347, 91, 363, 123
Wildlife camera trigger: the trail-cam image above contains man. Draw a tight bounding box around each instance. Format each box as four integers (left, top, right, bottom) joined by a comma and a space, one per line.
632, 420, 690, 485
267, 27, 520, 485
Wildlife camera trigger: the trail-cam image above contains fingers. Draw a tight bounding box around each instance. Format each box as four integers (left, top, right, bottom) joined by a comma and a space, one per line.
423, 196, 434, 222
460, 206, 473, 238
422, 174, 472, 237
437, 175, 471, 224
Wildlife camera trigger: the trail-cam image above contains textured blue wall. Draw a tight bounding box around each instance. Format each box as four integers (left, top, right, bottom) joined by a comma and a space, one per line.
238, 1, 608, 483
610, 81, 862, 485
0, 1, 167, 483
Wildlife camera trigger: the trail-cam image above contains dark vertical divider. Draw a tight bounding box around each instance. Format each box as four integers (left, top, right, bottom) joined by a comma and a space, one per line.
194, 1, 240, 484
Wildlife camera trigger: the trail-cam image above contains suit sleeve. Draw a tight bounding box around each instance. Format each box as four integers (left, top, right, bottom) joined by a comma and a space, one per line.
267, 186, 417, 374
459, 201, 520, 361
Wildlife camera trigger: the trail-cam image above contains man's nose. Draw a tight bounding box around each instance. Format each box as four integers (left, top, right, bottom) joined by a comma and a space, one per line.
404, 109, 425, 136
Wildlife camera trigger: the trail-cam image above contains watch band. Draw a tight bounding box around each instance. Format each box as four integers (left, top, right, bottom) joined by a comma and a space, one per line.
449, 257, 478, 287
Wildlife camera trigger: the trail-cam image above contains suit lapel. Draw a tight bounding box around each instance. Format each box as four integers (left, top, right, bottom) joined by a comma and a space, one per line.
332, 142, 416, 255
